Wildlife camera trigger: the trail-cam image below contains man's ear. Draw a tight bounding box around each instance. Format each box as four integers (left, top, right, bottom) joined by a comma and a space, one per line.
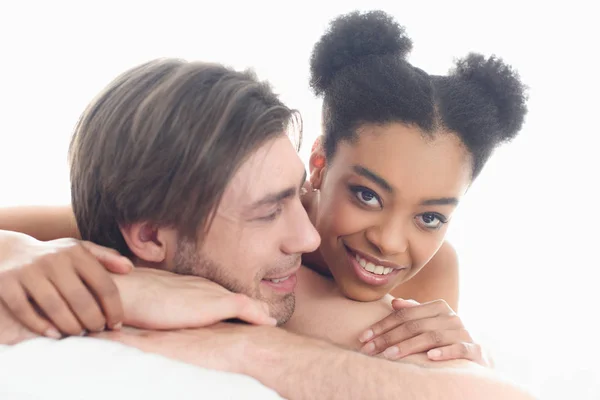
309, 137, 327, 190
119, 222, 175, 264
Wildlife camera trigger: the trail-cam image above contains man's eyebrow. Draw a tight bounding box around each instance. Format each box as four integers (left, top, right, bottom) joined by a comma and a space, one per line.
352, 165, 393, 193
249, 170, 307, 209
419, 197, 459, 206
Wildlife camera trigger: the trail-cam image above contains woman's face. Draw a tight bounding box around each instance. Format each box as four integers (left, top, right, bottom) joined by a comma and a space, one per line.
312, 123, 472, 301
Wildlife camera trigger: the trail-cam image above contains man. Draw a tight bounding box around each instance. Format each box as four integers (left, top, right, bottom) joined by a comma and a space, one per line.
0, 59, 534, 399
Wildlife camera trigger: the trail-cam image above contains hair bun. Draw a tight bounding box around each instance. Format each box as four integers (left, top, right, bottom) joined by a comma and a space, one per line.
310, 10, 413, 95
452, 53, 528, 140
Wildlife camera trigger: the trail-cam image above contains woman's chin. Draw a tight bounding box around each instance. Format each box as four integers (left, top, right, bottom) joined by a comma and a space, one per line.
335, 278, 390, 302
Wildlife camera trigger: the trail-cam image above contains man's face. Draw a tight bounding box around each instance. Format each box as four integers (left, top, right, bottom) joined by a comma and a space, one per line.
172, 135, 321, 324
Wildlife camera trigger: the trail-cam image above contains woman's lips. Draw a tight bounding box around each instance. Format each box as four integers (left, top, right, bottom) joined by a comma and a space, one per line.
344, 246, 407, 287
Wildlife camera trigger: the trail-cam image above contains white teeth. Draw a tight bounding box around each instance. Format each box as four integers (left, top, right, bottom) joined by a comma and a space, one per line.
354, 253, 394, 275
270, 275, 290, 284
358, 255, 366, 268
365, 262, 376, 273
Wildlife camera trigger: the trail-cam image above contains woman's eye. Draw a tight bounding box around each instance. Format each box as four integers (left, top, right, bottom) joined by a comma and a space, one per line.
351, 187, 381, 208
416, 213, 447, 230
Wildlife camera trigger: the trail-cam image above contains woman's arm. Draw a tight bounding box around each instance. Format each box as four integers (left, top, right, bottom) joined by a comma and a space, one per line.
390, 241, 459, 311
0, 205, 81, 241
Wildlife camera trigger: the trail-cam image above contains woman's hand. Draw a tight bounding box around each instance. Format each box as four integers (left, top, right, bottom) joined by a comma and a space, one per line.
0, 233, 133, 338
0, 231, 276, 342
359, 298, 490, 367
113, 268, 277, 330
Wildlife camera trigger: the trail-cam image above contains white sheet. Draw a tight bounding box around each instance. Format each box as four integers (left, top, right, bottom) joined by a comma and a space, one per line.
0, 337, 283, 400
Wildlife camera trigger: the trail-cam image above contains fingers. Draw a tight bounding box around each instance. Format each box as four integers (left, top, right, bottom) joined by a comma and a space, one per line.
0, 274, 61, 338
48, 267, 107, 332
215, 294, 277, 326
379, 328, 473, 361
73, 248, 124, 330
21, 270, 84, 336
427, 342, 486, 366
257, 300, 271, 317
167, 292, 276, 328
361, 314, 464, 355
391, 298, 420, 309
80, 241, 133, 275
0, 238, 126, 338
360, 299, 455, 343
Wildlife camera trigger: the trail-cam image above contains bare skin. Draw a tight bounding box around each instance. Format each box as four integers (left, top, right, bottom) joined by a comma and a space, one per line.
300, 127, 468, 309
389, 242, 459, 309
0, 231, 523, 399
284, 265, 399, 348
0, 127, 483, 364
0, 203, 459, 310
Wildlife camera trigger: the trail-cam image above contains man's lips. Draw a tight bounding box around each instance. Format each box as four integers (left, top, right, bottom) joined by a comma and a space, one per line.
262, 264, 301, 281
261, 265, 300, 294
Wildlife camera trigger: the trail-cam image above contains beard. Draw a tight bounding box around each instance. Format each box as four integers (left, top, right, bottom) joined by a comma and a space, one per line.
171, 238, 296, 325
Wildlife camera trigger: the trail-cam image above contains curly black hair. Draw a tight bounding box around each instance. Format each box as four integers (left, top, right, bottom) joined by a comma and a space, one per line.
310, 10, 528, 178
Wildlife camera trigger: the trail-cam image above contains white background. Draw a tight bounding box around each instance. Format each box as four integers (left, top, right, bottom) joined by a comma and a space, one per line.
0, 1, 598, 398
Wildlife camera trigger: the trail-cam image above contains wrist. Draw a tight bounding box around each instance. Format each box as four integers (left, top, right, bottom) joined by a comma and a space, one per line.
112, 274, 143, 327
237, 326, 280, 376
239, 326, 350, 399
0, 230, 38, 272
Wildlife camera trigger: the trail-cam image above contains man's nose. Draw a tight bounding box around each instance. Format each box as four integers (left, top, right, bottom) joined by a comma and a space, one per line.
281, 200, 321, 255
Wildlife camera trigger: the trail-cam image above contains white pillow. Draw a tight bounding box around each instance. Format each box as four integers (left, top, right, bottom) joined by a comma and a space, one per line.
0, 337, 283, 400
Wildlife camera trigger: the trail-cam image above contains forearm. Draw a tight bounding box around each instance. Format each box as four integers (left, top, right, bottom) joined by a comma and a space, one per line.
241, 328, 533, 400
0, 206, 80, 241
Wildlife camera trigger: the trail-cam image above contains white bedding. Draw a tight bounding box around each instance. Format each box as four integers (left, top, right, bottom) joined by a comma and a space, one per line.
0, 337, 283, 400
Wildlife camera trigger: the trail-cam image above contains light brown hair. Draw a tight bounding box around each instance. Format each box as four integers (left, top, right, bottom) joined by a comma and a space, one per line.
69, 58, 300, 256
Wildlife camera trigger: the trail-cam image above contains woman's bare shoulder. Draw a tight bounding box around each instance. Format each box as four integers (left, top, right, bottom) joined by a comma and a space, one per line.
285, 266, 394, 349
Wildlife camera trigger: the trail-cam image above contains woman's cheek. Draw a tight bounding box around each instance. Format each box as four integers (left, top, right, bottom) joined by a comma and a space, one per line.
410, 231, 446, 271
326, 200, 371, 238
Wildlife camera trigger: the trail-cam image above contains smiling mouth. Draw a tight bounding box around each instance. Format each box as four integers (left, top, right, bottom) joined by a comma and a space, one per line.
264, 275, 293, 284
261, 272, 298, 294
353, 253, 395, 275
344, 245, 408, 275
261, 261, 301, 292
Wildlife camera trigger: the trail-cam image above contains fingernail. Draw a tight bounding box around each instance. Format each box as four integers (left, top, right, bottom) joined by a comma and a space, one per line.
360, 342, 376, 355
359, 329, 374, 343
406, 299, 420, 305
112, 322, 122, 330
79, 330, 88, 337
267, 317, 278, 326
428, 349, 442, 358
383, 346, 400, 360
44, 327, 62, 339
122, 257, 134, 267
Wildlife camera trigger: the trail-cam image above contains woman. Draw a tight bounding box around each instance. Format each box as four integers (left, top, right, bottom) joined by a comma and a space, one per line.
300, 9, 527, 305
284, 10, 526, 362
0, 11, 526, 365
